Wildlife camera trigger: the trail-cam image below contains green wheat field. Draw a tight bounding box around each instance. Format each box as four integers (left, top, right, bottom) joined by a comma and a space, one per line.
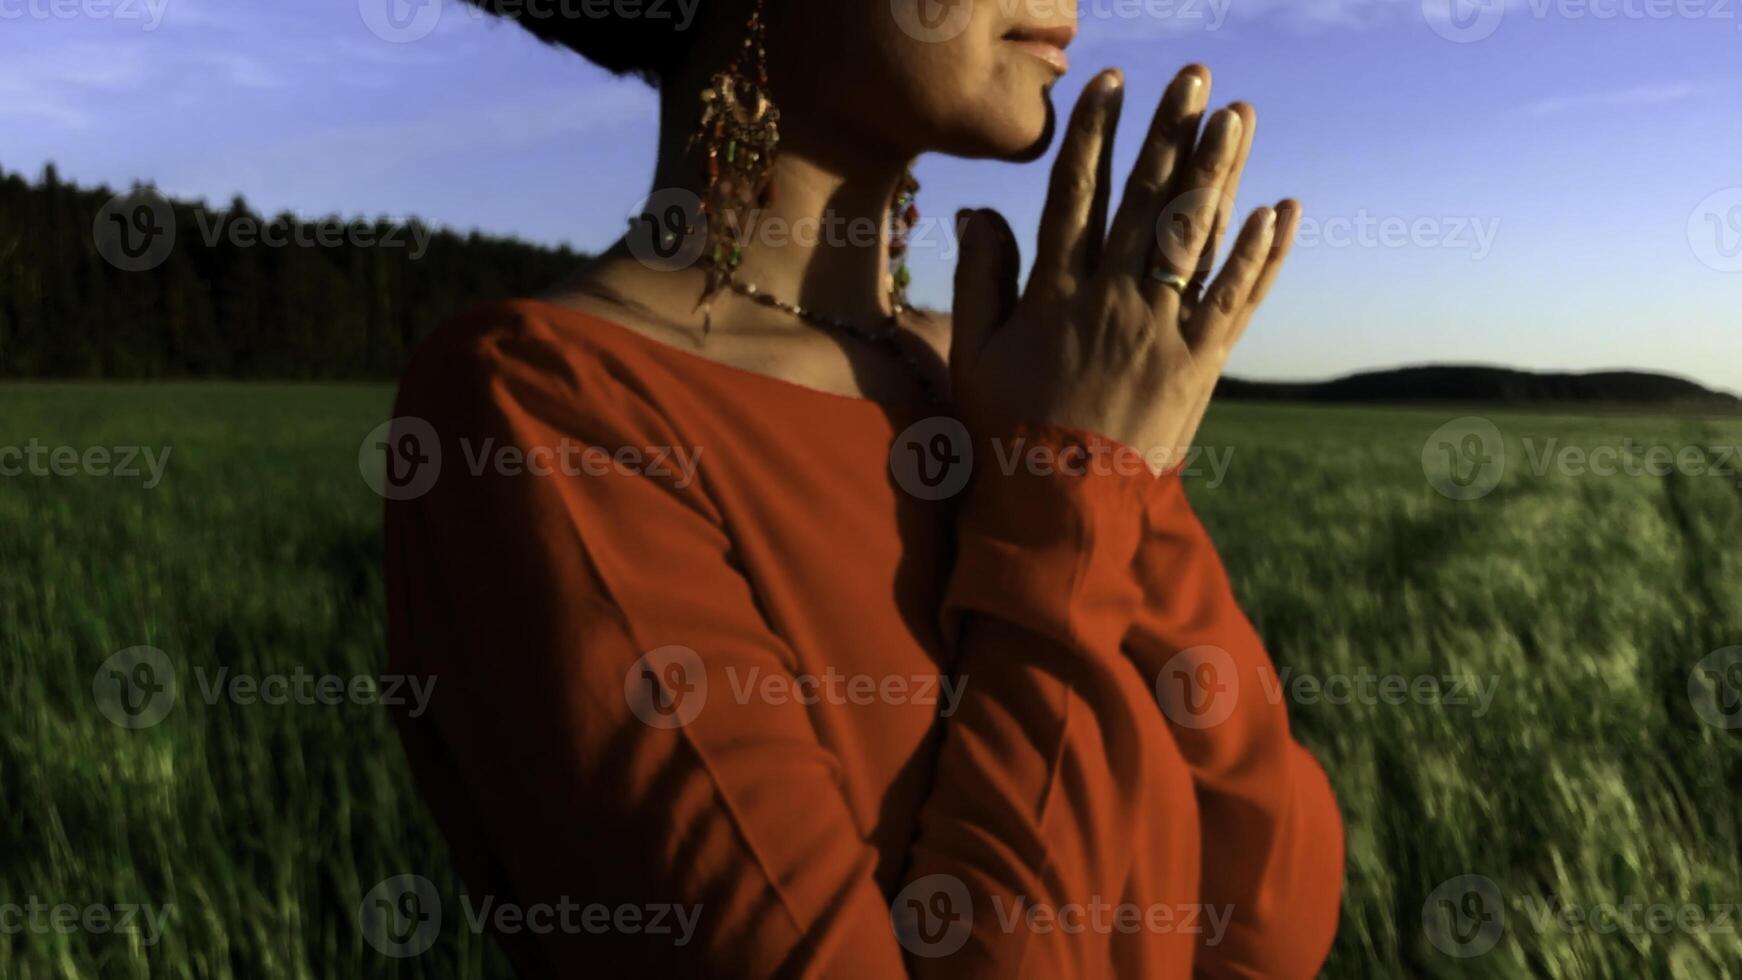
3, 382, 1740, 979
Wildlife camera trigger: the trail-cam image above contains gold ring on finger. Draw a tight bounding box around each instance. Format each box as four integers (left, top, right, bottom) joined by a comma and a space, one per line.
1148, 268, 1192, 294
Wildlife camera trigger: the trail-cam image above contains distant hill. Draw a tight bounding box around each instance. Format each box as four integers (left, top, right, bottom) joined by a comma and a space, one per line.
1217, 366, 1742, 410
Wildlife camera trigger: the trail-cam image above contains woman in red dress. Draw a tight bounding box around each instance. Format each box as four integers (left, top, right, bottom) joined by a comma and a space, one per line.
385, 1, 1343, 975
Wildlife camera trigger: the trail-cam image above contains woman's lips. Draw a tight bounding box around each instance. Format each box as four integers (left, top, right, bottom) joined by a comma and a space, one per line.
1008, 38, 1070, 75
1004, 25, 1076, 76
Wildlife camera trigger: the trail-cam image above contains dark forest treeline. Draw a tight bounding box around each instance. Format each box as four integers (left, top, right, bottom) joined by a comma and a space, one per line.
0, 164, 584, 378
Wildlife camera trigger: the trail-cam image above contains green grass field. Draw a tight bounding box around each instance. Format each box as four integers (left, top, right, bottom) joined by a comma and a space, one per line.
3, 383, 1739, 979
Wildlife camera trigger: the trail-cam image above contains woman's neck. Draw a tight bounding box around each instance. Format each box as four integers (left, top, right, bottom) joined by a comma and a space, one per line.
575, 80, 915, 334
688, 148, 909, 320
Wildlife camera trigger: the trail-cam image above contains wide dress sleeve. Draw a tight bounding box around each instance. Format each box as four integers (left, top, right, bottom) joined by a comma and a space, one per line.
1127, 474, 1346, 978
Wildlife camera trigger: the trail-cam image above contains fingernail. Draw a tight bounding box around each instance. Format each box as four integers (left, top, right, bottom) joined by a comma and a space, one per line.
1259, 208, 1276, 233
1176, 73, 1206, 110
1100, 75, 1124, 107
1201, 110, 1238, 154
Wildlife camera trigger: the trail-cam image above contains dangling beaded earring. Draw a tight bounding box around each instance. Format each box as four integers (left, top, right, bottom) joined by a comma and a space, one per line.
886, 168, 921, 315
688, 0, 925, 334
690, 0, 779, 327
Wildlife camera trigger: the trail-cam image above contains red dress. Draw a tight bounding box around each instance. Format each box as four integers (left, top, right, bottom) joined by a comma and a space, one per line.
385, 300, 1343, 977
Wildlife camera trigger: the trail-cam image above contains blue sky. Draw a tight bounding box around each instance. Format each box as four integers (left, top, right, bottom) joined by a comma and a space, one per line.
4, 0, 1739, 391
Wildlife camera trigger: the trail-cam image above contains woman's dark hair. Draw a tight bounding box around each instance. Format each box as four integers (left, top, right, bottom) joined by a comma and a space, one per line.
460, 0, 710, 85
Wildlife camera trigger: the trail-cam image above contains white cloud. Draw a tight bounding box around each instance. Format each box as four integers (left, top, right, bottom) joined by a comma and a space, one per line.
1512, 82, 1709, 117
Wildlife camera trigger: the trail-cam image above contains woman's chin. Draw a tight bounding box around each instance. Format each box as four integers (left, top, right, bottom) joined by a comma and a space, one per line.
950, 103, 1060, 163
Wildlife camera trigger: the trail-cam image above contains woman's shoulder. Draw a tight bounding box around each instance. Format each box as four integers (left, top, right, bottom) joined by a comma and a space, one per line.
395, 293, 955, 426
401, 298, 608, 385
393, 298, 675, 440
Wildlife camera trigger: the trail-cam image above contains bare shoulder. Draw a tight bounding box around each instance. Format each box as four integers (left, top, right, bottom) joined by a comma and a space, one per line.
536, 282, 709, 351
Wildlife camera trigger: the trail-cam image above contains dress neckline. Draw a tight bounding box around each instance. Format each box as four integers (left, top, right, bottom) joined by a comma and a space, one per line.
503, 297, 950, 416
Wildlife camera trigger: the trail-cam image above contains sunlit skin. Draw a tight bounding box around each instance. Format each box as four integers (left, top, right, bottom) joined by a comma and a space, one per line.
544, 0, 1299, 470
